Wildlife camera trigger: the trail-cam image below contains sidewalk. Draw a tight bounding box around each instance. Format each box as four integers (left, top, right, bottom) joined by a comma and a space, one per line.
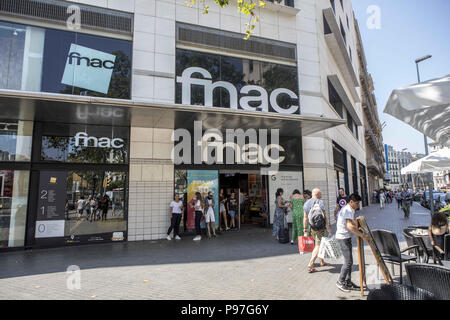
0, 201, 431, 300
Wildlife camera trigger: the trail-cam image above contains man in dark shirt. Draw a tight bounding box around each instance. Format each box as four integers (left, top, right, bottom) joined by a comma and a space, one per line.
400, 187, 412, 219
334, 188, 350, 220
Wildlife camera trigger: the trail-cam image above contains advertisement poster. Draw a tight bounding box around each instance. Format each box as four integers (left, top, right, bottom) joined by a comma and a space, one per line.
186, 170, 219, 230
35, 171, 67, 238
268, 171, 303, 224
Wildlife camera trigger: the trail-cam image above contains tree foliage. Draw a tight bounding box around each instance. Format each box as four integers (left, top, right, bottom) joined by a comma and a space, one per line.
186, 0, 275, 39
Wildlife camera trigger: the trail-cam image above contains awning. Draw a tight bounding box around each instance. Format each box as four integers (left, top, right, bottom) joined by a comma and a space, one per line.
383, 75, 450, 147
401, 148, 450, 174
0, 89, 346, 136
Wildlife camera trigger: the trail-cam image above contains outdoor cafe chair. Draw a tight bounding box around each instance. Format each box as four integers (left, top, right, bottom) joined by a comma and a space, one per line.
367, 283, 436, 300
406, 263, 450, 300
402, 229, 421, 259
372, 229, 419, 284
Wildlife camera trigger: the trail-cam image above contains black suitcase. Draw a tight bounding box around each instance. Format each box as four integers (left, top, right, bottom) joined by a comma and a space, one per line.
278, 227, 289, 244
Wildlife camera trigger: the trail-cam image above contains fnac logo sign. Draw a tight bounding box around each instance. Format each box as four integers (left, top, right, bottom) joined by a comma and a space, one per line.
62, 44, 116, 94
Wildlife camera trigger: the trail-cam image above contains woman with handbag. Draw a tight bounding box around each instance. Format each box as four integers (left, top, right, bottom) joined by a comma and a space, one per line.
272, 188, 289, 241
289, 189, 305, 245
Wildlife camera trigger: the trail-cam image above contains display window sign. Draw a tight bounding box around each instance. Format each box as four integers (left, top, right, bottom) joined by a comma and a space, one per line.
175, 49, 299, 115
61, 44, 116, 94
268, 171, 303, 224
39, 123, 129, 164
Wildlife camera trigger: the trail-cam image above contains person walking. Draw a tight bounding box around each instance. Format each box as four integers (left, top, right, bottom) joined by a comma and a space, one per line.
289, 189, 305, 245
272, 188, 289, 240
219, 189, 229, 231
303, 188, 332, 273
395, 190, 402, 210
167, 194, 184, 240
335, 193, 368, 292
400, 187, 412, 219
76, 196, 86, 221
205, 191, 217, 238
334, 188, 349, 221
227, 192, 238, 229
189, 192, 204, 241
379, 190, 386, 210
101, 195, 109, 221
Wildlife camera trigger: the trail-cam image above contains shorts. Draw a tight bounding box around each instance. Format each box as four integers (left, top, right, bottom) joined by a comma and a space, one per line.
229, 210, 236, 219
78, 209, 84, 214
205, 210, 215, 223
311, 229, 326, 247
220, 204, 226, 212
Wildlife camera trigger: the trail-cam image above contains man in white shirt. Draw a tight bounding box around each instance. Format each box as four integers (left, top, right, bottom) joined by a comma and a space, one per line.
335, 193, 368, 293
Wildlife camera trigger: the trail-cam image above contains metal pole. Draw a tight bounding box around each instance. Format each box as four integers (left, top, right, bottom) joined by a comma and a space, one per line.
416, 61, 434, 214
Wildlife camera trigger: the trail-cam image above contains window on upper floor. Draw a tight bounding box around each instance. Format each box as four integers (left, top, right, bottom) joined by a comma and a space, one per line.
330, 0, 336, 12
340, 19, 347, 44
347, 15, 350, 29
328, 79, 344, 118
340, 0, 344, 9
349, 47, 352, 62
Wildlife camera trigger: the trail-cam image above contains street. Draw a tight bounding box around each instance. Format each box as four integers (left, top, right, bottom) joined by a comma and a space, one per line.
0, 201, 431, 300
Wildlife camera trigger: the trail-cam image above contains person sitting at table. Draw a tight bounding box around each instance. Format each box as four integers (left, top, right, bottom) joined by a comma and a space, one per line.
428, 212, 449, 260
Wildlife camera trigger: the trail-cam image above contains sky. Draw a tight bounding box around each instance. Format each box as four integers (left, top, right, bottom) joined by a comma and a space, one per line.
351, 0, 450, 154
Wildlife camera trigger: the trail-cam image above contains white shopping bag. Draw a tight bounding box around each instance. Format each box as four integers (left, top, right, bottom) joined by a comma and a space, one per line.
319, 236, 342, 260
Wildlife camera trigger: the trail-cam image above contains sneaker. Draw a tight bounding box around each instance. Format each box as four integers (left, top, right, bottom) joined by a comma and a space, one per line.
336, 281, 351, 293
193, 236, 201, 241
166, 235, 172, 241
290, 240, 294, 245
346, 281, 360, 290
225, 227, 230, 231
175, 235, 181, 240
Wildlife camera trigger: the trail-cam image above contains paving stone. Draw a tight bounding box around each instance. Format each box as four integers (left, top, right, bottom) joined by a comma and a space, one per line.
0, 202, 431, 299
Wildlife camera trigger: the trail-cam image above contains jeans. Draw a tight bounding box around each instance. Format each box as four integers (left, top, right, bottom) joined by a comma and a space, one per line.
167, 213, 182, 236
195, 211, 203, 236
338, 238, 353, 283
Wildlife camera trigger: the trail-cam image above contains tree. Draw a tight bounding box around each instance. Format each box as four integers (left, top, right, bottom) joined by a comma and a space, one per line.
186, 0, 280, 39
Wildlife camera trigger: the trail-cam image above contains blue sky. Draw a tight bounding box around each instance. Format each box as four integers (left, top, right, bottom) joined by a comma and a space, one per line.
352, 0, 450, 154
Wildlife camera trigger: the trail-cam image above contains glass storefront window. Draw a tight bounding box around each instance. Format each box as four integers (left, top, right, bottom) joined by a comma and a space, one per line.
0, 20, 132, 99
0, 170, 29, 248
40, 123, 129, 164
0, 21, 45, 91
0, 120, 33, 161
35, 170, 127, 244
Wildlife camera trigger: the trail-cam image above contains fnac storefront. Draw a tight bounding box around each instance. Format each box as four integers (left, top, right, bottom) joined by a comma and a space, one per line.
0, 18, 132, 250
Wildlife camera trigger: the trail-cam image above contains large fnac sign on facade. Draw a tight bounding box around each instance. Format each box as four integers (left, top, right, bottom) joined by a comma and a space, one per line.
175, 49, 299, 115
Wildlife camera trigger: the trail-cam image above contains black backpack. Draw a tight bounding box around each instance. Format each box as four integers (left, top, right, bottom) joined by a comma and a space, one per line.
308, 199, 326, 231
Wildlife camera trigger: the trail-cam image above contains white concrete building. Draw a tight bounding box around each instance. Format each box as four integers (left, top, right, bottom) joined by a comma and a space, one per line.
0, 0, 370, 249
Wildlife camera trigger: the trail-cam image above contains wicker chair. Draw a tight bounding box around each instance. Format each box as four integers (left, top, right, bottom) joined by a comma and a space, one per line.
367, 283, 436, 300
372, 229, 419, 284
406, 263, 450, 300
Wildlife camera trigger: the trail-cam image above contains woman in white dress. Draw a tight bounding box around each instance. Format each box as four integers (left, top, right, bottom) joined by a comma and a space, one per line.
205, 191, 217, 238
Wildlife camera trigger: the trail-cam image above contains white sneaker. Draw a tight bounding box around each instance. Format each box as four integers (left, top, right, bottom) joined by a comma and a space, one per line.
166, 235, 172, 241
193, 236, 201, 241
175, 235, 181, 240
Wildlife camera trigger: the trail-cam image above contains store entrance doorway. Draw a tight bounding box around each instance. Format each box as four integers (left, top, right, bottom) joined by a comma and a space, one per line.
219, 171, 269, 232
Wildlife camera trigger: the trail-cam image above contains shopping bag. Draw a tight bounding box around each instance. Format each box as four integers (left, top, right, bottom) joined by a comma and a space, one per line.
318, 239, 330, 260
319, 236, 342, 260
298, 236, 315, 253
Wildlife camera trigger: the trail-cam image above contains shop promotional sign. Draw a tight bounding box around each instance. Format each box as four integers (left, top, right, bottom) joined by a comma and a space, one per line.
268, 171, 303, 224
186, 170, 219, 230
35, 171, 67, 238
61, 43, 116, 94
177, 67, 299, 115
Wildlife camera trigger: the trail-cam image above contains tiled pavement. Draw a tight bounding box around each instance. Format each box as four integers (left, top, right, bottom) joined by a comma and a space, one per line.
0, 201, 431, 300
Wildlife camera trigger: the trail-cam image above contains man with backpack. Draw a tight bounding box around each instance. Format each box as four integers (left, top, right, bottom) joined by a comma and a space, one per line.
303, 188, 332, 273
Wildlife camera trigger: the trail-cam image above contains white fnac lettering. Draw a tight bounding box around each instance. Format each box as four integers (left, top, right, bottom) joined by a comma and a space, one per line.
74, 132, 124, 149
177, 67, 299, 115
68, 52, 115, 69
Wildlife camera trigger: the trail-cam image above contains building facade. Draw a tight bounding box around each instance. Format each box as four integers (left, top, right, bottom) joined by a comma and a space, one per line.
354, 17, 385, 203
384, 144, 416, 190
0, 0, 369, 250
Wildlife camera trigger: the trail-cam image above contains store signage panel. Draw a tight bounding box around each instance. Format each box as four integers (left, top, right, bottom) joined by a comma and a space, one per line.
61, 44, 116, 94
268, 171, 303, 224
175, 49, 299, 115
35, 171, 67, 238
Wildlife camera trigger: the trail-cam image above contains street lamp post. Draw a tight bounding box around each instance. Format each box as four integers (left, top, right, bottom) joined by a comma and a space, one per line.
415, 55, 434, 214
